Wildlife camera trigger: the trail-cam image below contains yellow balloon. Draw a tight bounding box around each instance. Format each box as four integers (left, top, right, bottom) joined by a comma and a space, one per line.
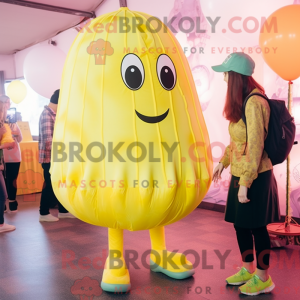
6, 80, 27, 104
51, 8, 213, 230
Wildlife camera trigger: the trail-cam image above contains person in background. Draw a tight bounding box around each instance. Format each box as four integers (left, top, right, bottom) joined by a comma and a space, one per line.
0, 95, 22, 213
0, 99, 16, 233
38, 89, 75, 222
211, 53, 280, 296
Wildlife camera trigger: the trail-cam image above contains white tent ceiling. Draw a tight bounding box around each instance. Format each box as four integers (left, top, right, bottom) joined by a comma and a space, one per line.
0, 0, 105, 54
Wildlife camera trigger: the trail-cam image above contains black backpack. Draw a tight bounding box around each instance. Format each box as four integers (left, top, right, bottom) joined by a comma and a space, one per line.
242, 92, 296, 165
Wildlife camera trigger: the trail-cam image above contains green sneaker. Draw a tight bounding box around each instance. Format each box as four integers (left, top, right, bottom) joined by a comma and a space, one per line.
226, 267, 256, 285
239, 274, 275, 295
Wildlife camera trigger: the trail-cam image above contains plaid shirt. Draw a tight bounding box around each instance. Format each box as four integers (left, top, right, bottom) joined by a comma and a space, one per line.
39, 106, 56, 163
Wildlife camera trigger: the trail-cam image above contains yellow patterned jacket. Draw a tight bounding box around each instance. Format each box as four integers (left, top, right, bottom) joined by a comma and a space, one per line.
0, 123, 14, 145
220, 88, 273, 188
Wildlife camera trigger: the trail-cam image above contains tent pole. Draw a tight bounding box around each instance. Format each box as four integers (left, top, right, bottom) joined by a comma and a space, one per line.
285, 81, 293, 228
0, 0, 97, 18
119, 0, 127, 7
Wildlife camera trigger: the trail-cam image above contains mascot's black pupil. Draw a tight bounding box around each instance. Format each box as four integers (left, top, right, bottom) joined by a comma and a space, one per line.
160, 66, 174, 89
125, 65, 142, 89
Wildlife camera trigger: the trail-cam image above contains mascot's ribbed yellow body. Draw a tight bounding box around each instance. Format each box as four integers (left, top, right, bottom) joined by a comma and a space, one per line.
51, 5, 212, 292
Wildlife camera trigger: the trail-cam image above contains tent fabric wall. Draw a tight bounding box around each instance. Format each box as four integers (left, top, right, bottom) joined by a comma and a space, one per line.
0, 0, 104, 55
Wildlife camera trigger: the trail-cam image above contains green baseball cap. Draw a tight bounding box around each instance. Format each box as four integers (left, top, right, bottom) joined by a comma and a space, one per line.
211, 52, 255, 76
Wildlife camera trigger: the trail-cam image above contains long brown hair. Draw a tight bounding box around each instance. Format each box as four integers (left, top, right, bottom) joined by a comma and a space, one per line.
223, 71, 265, 123
0, 101, 6, 123
0, 95, 10, 121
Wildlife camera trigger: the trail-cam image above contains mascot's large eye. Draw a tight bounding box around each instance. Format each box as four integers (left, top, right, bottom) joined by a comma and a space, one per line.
121, 54, 145, 90
156, 54, 176, 90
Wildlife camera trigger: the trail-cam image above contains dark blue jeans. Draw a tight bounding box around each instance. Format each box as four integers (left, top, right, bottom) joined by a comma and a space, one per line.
39, 163, 68, 215
4, 162, 20, 201
0, 170, 8, 224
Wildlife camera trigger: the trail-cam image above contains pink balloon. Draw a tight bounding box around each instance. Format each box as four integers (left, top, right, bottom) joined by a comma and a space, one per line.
23, 45, 66, 99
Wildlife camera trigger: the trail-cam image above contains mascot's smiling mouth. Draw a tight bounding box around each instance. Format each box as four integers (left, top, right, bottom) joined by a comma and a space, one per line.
135, 109, 169, 123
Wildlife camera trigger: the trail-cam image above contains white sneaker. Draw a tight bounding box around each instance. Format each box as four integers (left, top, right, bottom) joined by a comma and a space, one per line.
39, 214, 59, 222
58, 212, 76, 219
0, 223, 16, 233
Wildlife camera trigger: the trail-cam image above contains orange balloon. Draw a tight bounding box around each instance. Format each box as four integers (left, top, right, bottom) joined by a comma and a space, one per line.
259, 5, 300, 81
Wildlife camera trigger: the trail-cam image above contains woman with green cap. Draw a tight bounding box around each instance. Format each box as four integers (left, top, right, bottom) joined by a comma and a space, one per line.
211, 52, 280, 296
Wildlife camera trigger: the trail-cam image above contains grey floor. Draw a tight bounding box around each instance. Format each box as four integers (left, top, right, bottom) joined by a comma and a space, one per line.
0, 194, 299, 300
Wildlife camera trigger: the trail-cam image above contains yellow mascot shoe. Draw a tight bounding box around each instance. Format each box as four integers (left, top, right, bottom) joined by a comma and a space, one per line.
150, 250, 195, 279
101, 257, 131, 293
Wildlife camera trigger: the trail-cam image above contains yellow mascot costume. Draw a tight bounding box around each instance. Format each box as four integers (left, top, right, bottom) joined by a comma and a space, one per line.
51, 1, 212, 293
